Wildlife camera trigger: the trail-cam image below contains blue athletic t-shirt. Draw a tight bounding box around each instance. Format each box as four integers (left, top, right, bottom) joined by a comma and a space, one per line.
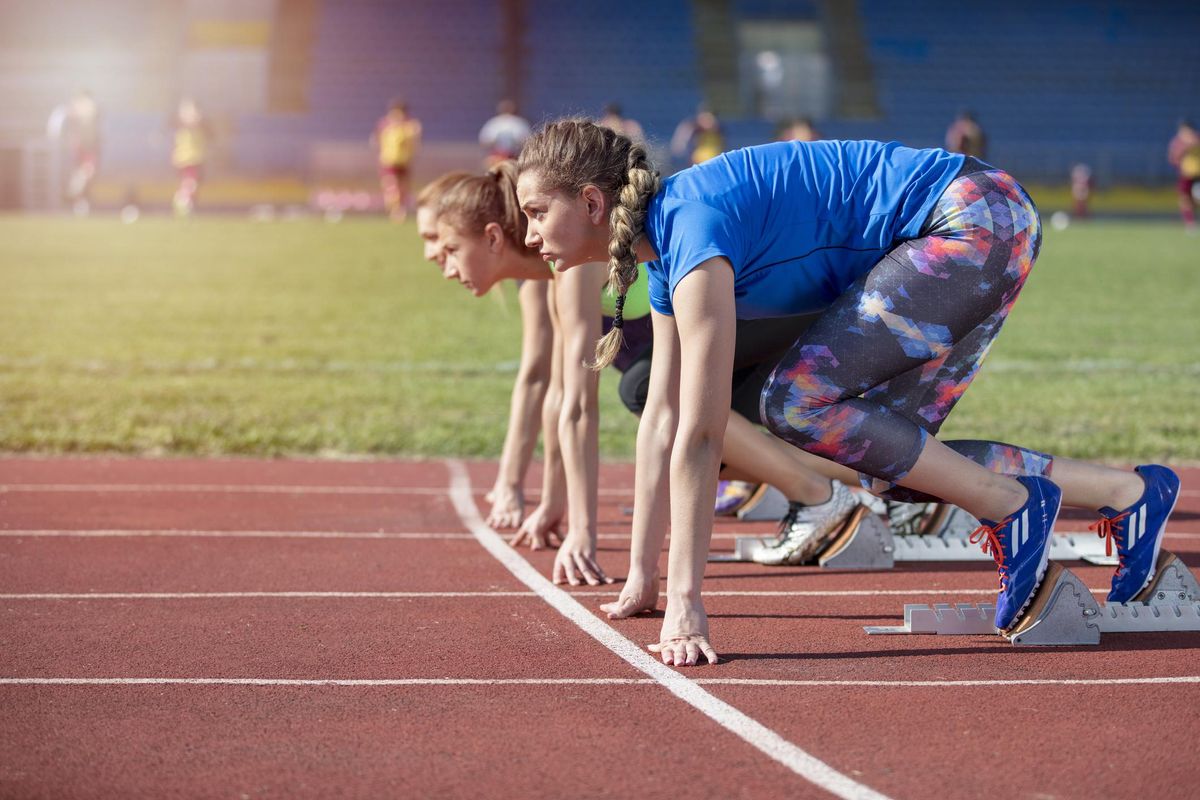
643, 140, 965, 318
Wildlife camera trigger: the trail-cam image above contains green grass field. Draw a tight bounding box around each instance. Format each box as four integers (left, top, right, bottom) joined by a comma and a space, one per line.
1, 215, 1197, 461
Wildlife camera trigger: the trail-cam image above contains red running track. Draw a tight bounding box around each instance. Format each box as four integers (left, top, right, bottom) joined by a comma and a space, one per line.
2, 456, 1199, 799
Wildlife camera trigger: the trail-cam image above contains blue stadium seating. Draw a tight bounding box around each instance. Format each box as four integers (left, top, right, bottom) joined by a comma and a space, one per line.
2, 0, 1195, 183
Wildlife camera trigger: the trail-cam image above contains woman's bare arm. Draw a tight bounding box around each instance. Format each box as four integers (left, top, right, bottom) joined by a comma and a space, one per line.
488, 280, 554, 528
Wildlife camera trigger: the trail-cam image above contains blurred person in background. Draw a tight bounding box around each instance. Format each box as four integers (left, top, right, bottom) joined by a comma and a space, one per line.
777, 115, 821, 143
171, 97, 212, 217
478, 99, 531, 169
599, 102, 644, 145
945, 109, 987, 160
49, 90, 101, 216
371, 99, 422, 222
1167, 119, 1200, 232
1070, 163, 1093, 220
670, 106, 725, 168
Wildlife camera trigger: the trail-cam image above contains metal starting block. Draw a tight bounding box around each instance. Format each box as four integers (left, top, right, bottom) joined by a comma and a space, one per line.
715, 512, 1117, 568
864, 551, 1200, 646
735, 484, 791, 521
892, 532, 1117, 566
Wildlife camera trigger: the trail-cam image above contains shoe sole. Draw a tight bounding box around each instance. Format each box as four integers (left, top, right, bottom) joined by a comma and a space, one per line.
1000, 492, 1060, 633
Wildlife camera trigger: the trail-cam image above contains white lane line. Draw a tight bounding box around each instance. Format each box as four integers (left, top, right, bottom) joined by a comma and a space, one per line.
3, 676, 1198, 688
0, 530, 474, 540
7, 529, 1195, 542
0, 588, 1087, 600
695, 677, 1200, 687
0, 483, 632, 497
0, 529, 741, 541
0, 677, 653, 686
0, 592, 537, 600
444, 460, 891, 800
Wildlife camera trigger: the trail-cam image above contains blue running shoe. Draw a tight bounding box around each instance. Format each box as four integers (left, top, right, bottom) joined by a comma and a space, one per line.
969, 476, 1062, 631
1090, 464, 1181, 603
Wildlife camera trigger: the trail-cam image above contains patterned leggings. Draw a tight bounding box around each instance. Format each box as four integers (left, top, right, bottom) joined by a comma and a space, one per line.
760, 164, 1053, 504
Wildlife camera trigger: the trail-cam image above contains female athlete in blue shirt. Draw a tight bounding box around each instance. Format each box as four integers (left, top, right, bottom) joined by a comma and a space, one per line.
516, 119, 1180, 666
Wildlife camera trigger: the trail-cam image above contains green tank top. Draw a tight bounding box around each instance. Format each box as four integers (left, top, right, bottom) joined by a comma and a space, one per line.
599, 264, 652, 320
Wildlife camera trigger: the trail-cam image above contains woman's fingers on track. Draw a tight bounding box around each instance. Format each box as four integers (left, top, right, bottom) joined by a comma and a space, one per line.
600, 595, 652, 619
571, 551, 613, 586
553, 550, 580, 585
647, 636, 719, 667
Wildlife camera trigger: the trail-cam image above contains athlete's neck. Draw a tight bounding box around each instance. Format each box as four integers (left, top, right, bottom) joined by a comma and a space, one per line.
509, 253, 553, 281
633, 238, 659, 263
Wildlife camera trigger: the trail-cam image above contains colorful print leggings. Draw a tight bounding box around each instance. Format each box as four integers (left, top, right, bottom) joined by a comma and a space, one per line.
761, 162, 1053, 504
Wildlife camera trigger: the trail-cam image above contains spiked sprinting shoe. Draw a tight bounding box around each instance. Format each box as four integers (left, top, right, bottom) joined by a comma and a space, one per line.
714, 480, 759, 516
1090, 464, 1181, 603
969, 476, 1061, 631
885, 501, 936, 536
752, 481, 859, 566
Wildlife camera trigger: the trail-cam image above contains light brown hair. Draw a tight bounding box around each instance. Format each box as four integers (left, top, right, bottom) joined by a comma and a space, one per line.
435, 161, 534, 256
416, 170, 472, 211
517, 118, 660, 369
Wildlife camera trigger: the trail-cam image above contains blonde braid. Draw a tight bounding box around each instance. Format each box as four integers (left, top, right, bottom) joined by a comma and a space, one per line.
588, 144, 660, 370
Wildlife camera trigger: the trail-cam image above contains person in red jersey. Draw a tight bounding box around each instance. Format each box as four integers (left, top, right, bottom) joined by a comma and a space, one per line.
1167, 119, 1200, 231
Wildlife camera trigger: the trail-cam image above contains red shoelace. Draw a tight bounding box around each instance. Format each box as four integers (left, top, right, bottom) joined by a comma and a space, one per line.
1088, 510, 1131, 566
969, 518, 1013, 589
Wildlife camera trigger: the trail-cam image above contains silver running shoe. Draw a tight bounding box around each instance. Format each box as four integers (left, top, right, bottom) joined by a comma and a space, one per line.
886, 501, 936, 536
752, 481, 860, 566
885, 501, 980, 538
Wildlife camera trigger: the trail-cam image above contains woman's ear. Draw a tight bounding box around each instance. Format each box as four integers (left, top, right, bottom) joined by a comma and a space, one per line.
484, 221, 505, 253
581, 185, 608, 225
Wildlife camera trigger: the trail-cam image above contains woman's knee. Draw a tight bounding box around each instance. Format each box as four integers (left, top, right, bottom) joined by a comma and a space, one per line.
759, 371, 830, 442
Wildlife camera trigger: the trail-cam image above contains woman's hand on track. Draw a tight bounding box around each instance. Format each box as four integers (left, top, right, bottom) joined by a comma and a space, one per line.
600, 570, 660, 618
552, 533, 613, 587
649, 597, 718, 666
508, 503, 563, 550
486, 484, 525, 529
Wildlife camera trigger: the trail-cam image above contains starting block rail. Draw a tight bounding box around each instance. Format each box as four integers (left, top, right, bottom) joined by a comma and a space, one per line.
713, 511, 1118, 568
864, 551, 1200, 646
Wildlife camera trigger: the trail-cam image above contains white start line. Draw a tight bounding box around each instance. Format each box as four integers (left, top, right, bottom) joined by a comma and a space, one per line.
440, 458, 894, 800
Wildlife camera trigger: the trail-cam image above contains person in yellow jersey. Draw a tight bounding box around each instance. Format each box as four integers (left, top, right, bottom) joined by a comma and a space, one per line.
171, 97, 212, 217
372, 99, 422, 222
1167, 119, 1200, 232
670, 106, 726, 168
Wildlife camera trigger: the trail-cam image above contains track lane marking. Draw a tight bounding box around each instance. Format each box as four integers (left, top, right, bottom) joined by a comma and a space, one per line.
0, 588, 1105, 600
0, 530, 476, 539
0, 592, 538, 599
3, 676, 1199, 687
0, 483, 633, 497
5, 529, 1198, 541
443, 459, 892, 800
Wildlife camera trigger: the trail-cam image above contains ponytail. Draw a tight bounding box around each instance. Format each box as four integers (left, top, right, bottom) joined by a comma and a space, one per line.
436, 160, 535, 255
